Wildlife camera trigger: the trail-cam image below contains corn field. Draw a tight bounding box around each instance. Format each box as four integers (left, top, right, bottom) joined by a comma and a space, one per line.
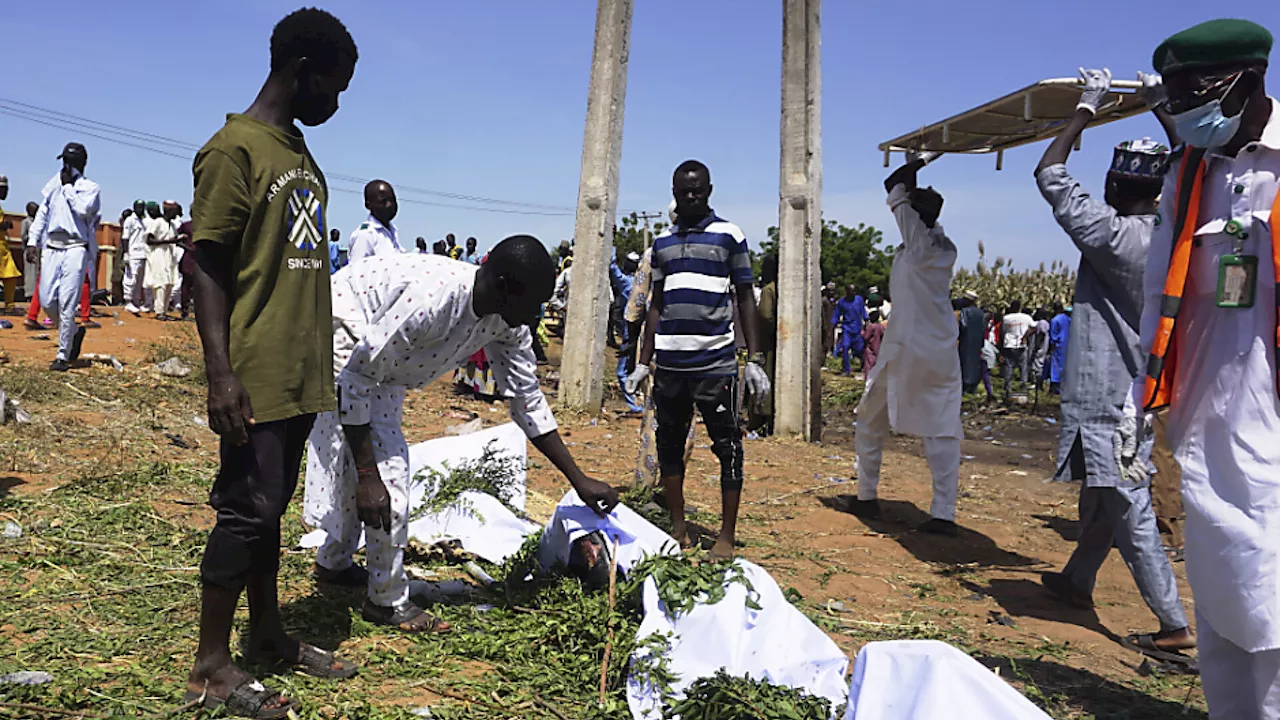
951, 241, 1077, 311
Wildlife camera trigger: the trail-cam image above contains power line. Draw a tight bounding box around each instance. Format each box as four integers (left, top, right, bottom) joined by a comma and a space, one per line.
0, 97, 602, 215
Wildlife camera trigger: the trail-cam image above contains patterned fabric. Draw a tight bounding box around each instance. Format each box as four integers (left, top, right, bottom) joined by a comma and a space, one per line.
650, 212, 752, 376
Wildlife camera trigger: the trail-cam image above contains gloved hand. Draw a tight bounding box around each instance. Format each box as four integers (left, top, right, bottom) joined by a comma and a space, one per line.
1113, 414, 1150, 485
1077, 67, 1113, 115
906, 150, 942, 166
744, 361, 772, 400
1138, 71, 1167, 110
624, 365, 650, 396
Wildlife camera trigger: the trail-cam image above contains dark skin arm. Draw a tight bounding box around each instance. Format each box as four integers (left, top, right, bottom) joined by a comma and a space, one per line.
1036, 108, 1093, 174
884, 158, 926, 193
342, 423, 393, 531
735, 284, 761, 359
192, 241, 254, 445
531, 430, 619, 516
637, 279, 663, 368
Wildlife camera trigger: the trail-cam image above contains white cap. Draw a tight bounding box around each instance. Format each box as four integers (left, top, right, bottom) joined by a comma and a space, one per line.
626, 251, 640, 262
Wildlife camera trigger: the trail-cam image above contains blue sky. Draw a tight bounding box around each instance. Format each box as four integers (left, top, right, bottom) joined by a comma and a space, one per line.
2, 1, 1275, 270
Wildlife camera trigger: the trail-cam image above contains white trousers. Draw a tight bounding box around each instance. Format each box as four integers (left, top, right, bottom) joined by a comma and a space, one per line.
1199, 610, 1280, 720
122, 257, 150, 311
304, 392, 411, 607
39, 245, 88, 362
152, 285, 172, 315
855, 371, 960, 521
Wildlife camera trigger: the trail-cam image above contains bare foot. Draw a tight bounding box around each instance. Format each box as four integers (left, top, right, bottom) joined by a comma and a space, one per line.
187, 657, 291, 712
670, 524, 694, 550
709, 536, 736, 560
1151, 627, 1197, 652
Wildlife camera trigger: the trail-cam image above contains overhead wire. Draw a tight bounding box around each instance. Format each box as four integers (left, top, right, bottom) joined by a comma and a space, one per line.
0, 97, 640, 217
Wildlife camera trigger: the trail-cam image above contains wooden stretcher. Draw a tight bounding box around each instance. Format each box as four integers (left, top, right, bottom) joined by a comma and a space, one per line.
879, 77, 1148, 169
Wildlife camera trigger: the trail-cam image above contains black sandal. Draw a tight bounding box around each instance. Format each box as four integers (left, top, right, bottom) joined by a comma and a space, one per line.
184, 678, 295, 719
249, 641, 358, 679
314, 562, 369, 587
362, 599, 451, 634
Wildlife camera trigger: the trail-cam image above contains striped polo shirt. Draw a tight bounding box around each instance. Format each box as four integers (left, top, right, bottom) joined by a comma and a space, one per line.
651, 212, 753, 376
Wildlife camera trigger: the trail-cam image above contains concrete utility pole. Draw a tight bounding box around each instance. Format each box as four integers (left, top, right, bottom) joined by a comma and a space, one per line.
559, 0, 634, 412
775, 0, 823, 440
636, 210, 663, 252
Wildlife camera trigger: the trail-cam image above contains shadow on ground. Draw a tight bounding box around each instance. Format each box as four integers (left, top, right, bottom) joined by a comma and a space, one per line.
975, 654, 1205, 719
963, 576, 1118, 643
0, 476, 25, 500
1032, 513, 1079, 542
821, 496, 1043, 568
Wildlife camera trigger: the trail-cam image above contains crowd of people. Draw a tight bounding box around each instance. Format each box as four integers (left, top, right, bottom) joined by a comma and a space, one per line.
3, 8, 1278, 719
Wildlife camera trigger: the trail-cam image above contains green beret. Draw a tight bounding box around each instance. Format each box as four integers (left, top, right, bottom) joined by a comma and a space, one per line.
146, 201, 160, 212
1154, 19, 1273, 75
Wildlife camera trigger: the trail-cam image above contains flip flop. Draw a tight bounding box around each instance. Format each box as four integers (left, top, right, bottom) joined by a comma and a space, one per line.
184, 678, 295, 719
1122, 633, 1197, 666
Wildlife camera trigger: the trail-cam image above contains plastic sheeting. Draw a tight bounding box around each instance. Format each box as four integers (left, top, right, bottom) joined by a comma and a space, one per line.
845, 641, 1053, 720
539, 491, 850, 720
299, 422, 539, 564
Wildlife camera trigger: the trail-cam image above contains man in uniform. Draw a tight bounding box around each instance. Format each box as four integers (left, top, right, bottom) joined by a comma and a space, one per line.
1138, 19, 1280, 718
303, 238, 619, 631
1033, 68, 1194, 661
347, 180, 401, 261
186, 9, 358, 717
26, 142, 99, 371
850, 155, 962, 536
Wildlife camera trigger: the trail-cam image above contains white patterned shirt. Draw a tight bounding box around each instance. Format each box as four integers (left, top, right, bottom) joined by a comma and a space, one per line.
331, 254, 557, 439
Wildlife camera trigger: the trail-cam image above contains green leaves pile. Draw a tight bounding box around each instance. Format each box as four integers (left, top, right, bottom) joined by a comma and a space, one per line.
664, 670, 836, 720
625, 551, 762, 618
410, 440, 525, 522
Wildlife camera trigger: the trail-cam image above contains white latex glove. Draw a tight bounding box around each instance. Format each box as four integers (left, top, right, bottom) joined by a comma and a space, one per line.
906, 150, 942, 166
1113, 414, 1150, 485
744, 362, 771, 400
624, 365, 650, 396
1077, 67, 1113, 115
1138, 71, 1167, 110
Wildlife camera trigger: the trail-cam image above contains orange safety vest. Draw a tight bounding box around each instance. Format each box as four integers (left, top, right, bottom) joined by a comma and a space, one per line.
1143, 147, 1280, 410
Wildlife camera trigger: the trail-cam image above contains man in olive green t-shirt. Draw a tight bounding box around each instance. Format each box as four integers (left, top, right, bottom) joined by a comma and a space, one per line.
185, 9, 358, 718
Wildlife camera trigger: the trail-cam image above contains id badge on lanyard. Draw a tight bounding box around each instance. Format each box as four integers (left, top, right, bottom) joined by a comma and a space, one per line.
1216, 219, 1258, 308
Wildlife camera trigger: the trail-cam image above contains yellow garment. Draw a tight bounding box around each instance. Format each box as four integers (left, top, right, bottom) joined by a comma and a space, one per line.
0, 202, 21, 281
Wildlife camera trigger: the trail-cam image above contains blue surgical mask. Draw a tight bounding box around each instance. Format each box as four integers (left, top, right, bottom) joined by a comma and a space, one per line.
1173, 97, 1244, 149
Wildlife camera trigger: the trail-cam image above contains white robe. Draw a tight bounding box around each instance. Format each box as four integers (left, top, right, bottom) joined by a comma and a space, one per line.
143, 216, 178, 289
1131, 99, 1280, 655
859, 184, 962, 440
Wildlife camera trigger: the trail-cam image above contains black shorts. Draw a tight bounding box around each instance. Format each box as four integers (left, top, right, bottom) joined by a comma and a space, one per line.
201, 413, 315, 591
653, 370, 743, 490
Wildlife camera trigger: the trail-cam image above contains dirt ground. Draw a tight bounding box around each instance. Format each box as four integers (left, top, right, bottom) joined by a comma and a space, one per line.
0, 311, 1206, 718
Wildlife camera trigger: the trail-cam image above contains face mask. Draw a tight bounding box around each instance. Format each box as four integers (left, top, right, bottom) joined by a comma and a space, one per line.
1173, 96, 1244, 149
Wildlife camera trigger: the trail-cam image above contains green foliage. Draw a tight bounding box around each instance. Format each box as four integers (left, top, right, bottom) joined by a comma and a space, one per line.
763, 219, 893, 291
951, 242, 1076, 311
664, 670, 835, 720
614, 212, 669, 259
625, 552, 762, 619
409, 441, 524, 522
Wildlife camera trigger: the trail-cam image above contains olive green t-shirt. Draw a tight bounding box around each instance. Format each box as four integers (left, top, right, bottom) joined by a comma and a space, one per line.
191, 113, 335, 423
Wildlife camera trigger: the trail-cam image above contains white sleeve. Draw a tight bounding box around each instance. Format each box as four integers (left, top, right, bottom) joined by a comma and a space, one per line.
486, 326, 558, 438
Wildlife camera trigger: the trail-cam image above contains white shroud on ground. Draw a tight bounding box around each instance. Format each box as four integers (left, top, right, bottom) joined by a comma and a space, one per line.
540, 491, 850, 719
299, 423, 539, 564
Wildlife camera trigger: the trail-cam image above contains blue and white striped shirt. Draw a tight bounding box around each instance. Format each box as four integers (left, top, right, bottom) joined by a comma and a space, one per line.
651, 212, 752, 376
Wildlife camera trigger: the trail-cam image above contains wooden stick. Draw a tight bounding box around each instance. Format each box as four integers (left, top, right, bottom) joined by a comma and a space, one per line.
598, 534, 620, 705
754, 482, 833, 505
